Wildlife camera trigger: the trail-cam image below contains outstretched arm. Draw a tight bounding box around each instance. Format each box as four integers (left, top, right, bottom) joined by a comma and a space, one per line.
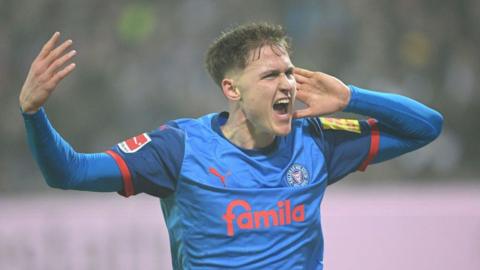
23, 108, 122, 191
20, 32, 122, 191
293, 67, 443, 163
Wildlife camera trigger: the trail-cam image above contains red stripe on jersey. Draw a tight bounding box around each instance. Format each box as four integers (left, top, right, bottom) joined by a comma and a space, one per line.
105, 150, 134, 197
358, 119, 380, 171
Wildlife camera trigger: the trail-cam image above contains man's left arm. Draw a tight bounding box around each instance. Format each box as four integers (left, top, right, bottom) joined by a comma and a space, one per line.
294, 67, 443, 179
344, 85, 443, 163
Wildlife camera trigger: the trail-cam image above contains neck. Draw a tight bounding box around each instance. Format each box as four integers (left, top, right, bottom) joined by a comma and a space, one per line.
221, 110, 275, 149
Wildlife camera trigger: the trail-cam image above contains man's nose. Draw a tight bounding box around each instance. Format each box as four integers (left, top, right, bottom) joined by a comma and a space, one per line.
279, 74, 294, 96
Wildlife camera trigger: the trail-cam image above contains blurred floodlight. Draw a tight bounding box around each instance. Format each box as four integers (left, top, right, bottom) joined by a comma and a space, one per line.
117, 3, 156, 44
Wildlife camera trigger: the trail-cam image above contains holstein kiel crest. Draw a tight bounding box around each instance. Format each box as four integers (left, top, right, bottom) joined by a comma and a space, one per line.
286, 164, 309, 187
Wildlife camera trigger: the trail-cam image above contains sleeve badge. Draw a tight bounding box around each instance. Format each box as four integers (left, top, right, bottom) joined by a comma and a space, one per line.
118, 133, 152, 153
319, 117, 361, 134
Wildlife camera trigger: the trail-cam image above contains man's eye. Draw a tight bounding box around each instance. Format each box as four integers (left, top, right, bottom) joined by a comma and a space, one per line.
264, 73, 277, 79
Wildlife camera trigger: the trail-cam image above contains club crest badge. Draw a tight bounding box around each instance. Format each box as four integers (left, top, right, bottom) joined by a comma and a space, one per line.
286, 164, 309, 187
118, 133, 151, 153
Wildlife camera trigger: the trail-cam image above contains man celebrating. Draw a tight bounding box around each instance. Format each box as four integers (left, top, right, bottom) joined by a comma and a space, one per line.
20, 23, 443, 269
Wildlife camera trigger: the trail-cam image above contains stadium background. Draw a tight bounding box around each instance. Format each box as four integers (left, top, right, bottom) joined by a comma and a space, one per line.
1, 0, 479, 269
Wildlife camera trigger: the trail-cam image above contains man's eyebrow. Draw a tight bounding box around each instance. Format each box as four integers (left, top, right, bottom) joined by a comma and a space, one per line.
260, 69, 279, 76
260, 66, 294, 76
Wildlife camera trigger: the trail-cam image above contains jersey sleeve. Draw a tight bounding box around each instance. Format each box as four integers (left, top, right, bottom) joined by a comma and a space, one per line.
106, 123, 185, 198
308, 117, 379, 185
22, 107, 124, 192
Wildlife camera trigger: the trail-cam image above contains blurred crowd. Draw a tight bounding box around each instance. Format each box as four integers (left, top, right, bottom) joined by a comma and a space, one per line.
1, 0, 478, 192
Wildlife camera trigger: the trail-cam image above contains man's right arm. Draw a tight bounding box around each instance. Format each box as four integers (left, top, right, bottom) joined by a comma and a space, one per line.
20, 33, 183, 197
22, 104, 183, 196
20, 32, 123, 192
23, 107, 123, 191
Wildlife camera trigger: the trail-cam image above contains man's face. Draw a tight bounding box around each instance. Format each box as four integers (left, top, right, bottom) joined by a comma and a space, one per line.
234, 45, 296, 136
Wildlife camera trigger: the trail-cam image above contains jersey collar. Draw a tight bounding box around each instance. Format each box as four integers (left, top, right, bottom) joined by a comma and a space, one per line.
211, 112, 280, 156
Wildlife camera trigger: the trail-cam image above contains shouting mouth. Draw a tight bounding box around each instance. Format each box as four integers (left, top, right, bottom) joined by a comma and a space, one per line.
273, 98, 290, 114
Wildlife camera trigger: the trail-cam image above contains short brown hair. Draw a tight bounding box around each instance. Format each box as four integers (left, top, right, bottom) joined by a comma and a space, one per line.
205, 22, 291, 87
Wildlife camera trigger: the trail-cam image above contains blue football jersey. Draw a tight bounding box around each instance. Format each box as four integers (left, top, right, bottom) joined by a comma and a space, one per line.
107, 112, 378, 269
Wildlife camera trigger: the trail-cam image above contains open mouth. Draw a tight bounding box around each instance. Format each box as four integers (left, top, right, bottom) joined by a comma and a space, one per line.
273, 98, 290, 115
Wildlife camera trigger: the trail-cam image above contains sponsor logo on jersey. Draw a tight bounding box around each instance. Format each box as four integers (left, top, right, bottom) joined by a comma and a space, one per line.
118, 133, 151, 153
223, 199, 305, 236
320, 117, 361, 133
286, 164, 309, 187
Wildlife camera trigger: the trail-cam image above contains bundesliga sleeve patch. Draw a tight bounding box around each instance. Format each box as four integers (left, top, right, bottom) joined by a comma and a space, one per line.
319, 117, 361, 133
118, 133, 152, 153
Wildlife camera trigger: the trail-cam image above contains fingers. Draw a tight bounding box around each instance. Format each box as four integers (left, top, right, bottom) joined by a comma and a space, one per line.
46, 49, 77, 76
294, 67, 318, 86
19, 33, 77, 113
294, 73, 308, 84
49, 63, 76, 86
43, 39, 73, 67
295, 80, 315, 95
37, 34, 77, 89
294, 67, 314, 78
38, 32, 60, 60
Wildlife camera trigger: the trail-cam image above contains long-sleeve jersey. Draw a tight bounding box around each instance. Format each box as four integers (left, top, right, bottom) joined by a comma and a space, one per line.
22, 85, 443, 269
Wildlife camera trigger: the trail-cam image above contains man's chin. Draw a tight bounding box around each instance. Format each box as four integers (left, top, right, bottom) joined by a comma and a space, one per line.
270, 112, 292, 135
273, 124, 292, 136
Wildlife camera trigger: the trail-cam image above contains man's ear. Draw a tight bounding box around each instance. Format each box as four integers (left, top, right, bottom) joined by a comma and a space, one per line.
221, 78, 241, 101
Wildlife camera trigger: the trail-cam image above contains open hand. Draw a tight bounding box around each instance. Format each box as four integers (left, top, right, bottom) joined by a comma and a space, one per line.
19, 32, 77, 113
293, 67, 351, 118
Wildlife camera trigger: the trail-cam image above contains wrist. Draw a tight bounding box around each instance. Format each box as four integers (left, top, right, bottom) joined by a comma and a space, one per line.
339, 85, 351, 110
343, 85, 384, 115
21, 107, 45, 123
20, 103, 41, 115
19, 98, 40, 114
343, 85, 358, 112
